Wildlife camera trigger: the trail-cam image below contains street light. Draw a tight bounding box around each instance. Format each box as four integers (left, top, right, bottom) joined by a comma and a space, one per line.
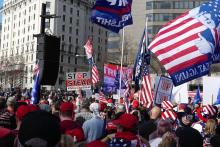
75, 54, 87, 57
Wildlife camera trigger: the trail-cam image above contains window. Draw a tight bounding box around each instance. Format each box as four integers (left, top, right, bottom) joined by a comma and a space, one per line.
61, 44, 65, 51
77, 10, 79, 17
68, 45, 72, 53
61, 55, 63, 62
31, 65, 33, 72
70, 17, 72, 24
70, 8, 73, 14
62, 35, 65, 41
30, 77, 33, 84
69, 27, 72, 33
46, 2, 51, 8
63, 5, 66, 12
63, 15, 65, 22
76, 19, 79, 26
59, 78, 63, 85
68, 57, 71, 63
75, 58, 77, 64
71, 0, 73, 4
60, 66, 63, 73
69, 36, 72, 43
76, 38, 78, 44
76, 29, 78, 35
62, 25, 65, 32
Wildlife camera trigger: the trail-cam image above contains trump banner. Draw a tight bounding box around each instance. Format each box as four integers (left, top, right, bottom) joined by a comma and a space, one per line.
91, 0, 133, 33
149, 0, 220, 86
104, 64, 132, 94
66, 72, 91, 91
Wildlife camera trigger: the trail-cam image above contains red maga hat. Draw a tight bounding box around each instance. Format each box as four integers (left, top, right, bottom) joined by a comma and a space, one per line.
60, 102, 73, 112
112, 113, 138, 129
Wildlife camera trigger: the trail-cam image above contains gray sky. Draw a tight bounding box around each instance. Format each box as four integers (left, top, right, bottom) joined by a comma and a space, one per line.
0, 0, 3, 23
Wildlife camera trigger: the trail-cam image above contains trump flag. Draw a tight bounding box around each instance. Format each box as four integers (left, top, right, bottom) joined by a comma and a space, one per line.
91, 0, 133, 33
149, 0, 220, 86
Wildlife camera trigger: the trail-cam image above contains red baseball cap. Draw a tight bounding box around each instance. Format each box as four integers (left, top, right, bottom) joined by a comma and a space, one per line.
28, 104, 39, 112
132, 100, 139, 109
16, 105, 31, 120
66, 128, 85, 142
60, 102, 73, 112
0, 127, 11, 138
112, 114, 138, 129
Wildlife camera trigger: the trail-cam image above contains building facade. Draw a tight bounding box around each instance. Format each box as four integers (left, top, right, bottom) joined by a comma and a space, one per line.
0, 0, 108, 90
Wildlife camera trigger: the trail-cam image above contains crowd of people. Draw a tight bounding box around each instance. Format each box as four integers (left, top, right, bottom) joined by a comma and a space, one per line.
0, 88, 220, 147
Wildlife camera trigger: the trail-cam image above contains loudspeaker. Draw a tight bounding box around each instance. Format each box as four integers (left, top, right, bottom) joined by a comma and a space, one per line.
37, 34, 60, 85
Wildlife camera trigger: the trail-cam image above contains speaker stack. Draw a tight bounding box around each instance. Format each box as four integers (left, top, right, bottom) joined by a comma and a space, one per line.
36, 34, 61, 85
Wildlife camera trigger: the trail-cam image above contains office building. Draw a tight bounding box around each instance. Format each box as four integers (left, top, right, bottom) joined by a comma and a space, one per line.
0, 0, 108, 89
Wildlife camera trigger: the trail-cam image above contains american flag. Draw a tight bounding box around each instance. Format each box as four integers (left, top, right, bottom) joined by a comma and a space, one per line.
161, 100, 173, 110
92, 64, 100, 84
99, 94, 108, 104
140, 50, 153, 108
124, 75, 130, 113
148, 1, 220, 86
84, 39, 93, 59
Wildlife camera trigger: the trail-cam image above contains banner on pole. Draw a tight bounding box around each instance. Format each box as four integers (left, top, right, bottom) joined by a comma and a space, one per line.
154, 76, 173, 104
66, 72, 91, 91
104, 64, 133, 94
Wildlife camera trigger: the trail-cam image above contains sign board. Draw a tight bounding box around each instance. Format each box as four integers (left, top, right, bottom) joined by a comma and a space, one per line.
171, 83, 188, 104
203, 76, 220, 105
154, 76, 173, 104
66, 72, 91, 91
103, 64, 133, 94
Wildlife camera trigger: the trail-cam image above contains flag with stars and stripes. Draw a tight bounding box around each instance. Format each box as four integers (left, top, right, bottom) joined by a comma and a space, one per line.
123, 75, 130, 113
84, 39, 100, 85
140, 49, 153, 108
92, 64, 100, 84
149, 0, 220, 86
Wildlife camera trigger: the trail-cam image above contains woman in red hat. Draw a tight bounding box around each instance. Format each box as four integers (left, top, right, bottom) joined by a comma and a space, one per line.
102, 113, 149, 146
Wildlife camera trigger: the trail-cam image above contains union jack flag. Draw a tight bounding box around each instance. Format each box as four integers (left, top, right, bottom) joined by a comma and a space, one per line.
149, 0, 220, 86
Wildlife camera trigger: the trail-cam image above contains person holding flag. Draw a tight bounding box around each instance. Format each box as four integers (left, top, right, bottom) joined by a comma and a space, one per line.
31, 62, 40, 104
84, 39, 100, 85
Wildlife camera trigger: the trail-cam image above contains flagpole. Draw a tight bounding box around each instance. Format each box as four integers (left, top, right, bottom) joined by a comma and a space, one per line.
119, 28, 125, 99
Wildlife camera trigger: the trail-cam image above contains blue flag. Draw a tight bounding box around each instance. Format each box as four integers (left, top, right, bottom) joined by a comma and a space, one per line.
91, 0, 133, 33
193, 86, 202, 105
31, 72, 40, 104
214, 88, 220, 105
133, 28, 149, 91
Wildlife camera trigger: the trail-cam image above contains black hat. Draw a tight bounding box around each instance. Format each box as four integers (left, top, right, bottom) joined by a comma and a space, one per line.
18, 110, 61, 147
176, 127, 203, 147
